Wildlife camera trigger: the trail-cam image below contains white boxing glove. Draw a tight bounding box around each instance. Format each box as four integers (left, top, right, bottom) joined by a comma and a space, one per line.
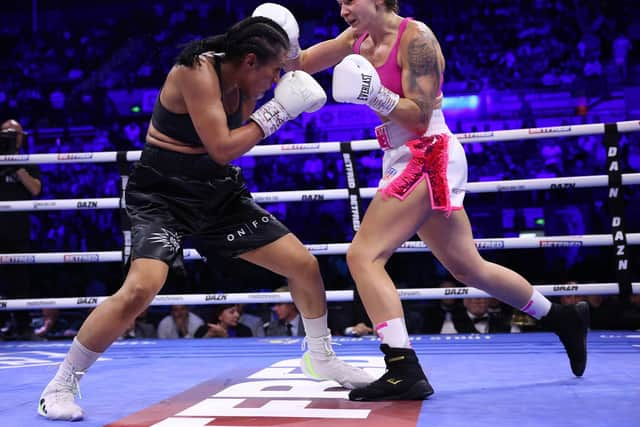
250, 70, 326, 138
252, 3, 300, 60
332, 54, 400, 116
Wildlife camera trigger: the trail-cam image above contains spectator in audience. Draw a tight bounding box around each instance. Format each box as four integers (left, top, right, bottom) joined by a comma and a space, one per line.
612, 31, 632, 82
237, 304, 265, 337
157, 305, 204, 339
265, 287, 305, 337
46, 88, 67, 127
625, 135, 640, 172
487, 297, 519, 333
421, 280, 464, 334
344, 321, 374, 337
447, 298, 512, 334
518, 94, 535, 128
32, 309, 77, 340
341, 288, 373, 337
195, 304, 253, 338
122, 121, 144, 148
120, 309, 157, 339
559, 282, 586, 307
0, 119, 42, 339
560, 294, 583, 306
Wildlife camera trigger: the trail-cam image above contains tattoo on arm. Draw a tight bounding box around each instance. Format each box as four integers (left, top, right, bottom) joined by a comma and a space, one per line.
412, 99, 430, 123
407, 32, 441, 120
408, 36, 439, 78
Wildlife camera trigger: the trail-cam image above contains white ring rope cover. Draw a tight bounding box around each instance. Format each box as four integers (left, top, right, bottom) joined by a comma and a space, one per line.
1, 120, 639, 165
1, 283, 639, 311
0, 173, 639, 212
0, 233, 638, 264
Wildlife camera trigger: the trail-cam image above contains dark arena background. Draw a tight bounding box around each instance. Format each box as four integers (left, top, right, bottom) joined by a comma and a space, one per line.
0, 1, 639, 426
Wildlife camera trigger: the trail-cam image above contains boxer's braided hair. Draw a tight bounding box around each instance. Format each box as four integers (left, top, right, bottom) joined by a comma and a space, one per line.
176, 16, 289, 67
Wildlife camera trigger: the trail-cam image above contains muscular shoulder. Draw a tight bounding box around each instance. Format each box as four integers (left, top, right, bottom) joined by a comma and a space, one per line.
404, 20, 436, 40
167, 57, 221, 110
400, 20, 443, 76
172, 57, 218, 91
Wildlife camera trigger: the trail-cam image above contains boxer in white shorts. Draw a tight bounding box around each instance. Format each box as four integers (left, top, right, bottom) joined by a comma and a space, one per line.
255, 0, 590, 403
376, 109, 467, 215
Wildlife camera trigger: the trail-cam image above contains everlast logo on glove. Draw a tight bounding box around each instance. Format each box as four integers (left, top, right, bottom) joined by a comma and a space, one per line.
358, 74, 372, 101
333, 54, 400, 116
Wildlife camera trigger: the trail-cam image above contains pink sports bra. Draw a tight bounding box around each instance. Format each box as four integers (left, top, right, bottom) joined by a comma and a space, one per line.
353, 17, 411, 97
353, 17, 445, 98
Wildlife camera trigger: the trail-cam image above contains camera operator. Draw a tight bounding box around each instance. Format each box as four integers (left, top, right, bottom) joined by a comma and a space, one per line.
0, 119, 42, 339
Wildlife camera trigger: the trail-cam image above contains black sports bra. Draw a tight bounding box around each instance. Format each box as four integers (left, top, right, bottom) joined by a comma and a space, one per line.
151, 55, 243, 146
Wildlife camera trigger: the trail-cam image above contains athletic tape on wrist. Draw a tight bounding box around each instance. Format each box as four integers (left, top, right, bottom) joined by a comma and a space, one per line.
369, 86, 400, 116
250, 99, 289, 138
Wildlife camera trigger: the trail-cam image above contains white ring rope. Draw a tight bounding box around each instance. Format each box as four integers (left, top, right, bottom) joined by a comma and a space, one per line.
1, 120, 638, 165
1, 173, 639, 212
1, 233, 638, 264
0, 151, 142, 165
1, 283, 639, 311
0, 120, 637, 309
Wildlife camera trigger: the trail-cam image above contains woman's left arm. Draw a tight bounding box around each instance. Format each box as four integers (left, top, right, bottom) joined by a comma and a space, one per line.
388, 22, 443, 134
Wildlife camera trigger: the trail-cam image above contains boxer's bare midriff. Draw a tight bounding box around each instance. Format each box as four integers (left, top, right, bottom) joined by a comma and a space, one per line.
146, 121, 208, 154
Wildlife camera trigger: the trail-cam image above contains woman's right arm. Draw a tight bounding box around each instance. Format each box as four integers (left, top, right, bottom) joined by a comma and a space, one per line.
177, 60, 264, 165
288, 28, 356, 75
251, 2, 354, 75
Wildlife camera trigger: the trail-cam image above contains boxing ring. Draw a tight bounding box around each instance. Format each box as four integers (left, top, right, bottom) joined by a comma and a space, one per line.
1, 120, 639, 426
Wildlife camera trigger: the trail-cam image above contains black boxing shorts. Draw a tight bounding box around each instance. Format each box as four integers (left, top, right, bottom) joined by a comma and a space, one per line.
125, 144, 290, 271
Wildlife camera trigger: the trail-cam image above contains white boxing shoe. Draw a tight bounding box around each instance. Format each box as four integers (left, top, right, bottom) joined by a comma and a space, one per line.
38, 365, 84, 421
300, 333, 375, 389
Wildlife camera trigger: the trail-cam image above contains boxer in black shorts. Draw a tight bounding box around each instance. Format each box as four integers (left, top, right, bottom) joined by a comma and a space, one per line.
126, 145, 290, 269
39, 16, 373, 421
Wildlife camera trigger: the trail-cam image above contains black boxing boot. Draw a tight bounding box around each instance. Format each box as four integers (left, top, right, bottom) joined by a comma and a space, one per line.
540, 301, 590, 376
349, 344, 434, 401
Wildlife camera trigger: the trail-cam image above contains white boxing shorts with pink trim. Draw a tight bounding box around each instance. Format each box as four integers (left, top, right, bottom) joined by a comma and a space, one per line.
376, 109, 467, 216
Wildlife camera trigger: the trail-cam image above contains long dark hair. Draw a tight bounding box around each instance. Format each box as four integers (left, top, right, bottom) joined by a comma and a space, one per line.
175, 16, 289, 67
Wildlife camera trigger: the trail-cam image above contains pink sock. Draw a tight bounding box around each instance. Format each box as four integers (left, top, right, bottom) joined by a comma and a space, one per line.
519, 289, 552, 320
375, 317, 410, 349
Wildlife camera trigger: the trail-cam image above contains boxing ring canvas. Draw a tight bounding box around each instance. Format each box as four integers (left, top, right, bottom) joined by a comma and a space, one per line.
1, 332, 638, 427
